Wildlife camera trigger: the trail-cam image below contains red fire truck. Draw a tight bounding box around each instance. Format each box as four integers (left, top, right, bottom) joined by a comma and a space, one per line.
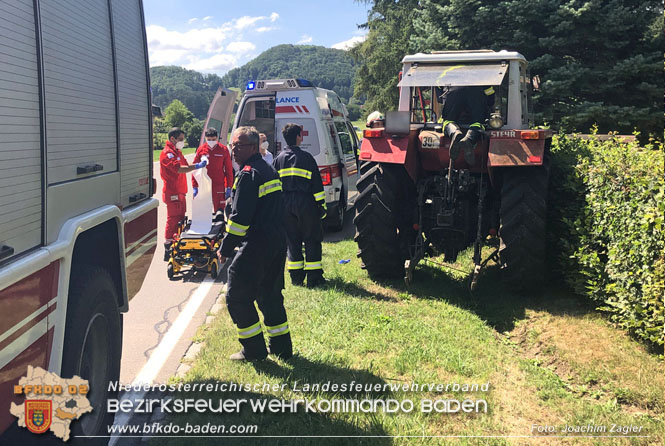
0, 0, 157, 438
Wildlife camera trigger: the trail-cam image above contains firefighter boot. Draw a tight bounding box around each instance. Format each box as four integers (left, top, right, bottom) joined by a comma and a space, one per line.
289, 270, 305, 286
163, 242, 172, 262
458, 128, 482, 165
444, 123, 464, 161
230, 334, 268, 361
268, 332, 293, 360
307, 270, 327, 288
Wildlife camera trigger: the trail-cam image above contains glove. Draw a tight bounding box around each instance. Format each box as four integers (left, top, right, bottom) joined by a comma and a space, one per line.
194, 159, 208, 169
193, 187, 198, 197
225, 187, 232, 199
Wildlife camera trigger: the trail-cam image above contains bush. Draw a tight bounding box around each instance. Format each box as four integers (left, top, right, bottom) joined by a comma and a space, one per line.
153, 132, 167, 151
182, 119, 203, 148
548, 132, 664, 347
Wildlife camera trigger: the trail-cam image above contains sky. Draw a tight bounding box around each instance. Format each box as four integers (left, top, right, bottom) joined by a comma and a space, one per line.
143, 0, 370, 76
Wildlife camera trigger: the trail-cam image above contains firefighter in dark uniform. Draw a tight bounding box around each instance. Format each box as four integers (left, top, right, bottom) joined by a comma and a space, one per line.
438, 86, 495, 165
272, 123, 327, 288
217, 126, 292, 361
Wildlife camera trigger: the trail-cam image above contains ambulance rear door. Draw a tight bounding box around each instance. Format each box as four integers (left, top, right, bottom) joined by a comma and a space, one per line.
202, 87, 238, 146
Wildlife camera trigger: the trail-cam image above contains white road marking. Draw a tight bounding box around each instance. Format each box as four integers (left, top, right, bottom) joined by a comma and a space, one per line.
133, 276, 215, 385
110, 276, 217, 445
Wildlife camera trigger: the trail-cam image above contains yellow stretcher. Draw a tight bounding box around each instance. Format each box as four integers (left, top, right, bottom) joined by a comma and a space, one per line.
167, 213, 225, 280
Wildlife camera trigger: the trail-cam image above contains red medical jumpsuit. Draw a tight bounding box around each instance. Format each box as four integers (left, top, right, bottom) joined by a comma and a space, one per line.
192, 141, 234, 212
160, 141, 189, 241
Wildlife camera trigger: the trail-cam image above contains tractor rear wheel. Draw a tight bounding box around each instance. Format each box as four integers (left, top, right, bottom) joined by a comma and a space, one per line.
354, 162, 414, 278
499, 160, 549, 291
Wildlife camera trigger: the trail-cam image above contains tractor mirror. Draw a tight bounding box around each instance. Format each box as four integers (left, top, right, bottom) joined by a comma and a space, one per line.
385, 111, 410, 136
531, 75, 541, 91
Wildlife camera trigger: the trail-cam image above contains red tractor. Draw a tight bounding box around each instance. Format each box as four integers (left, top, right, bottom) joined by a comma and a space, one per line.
354, 50, 551, 289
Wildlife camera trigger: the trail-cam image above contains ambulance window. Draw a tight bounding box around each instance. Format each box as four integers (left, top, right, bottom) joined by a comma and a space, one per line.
334, 121, 353, 155
238, 97, 275, 129
346, 122, 359, 153
328, 123, 342, 156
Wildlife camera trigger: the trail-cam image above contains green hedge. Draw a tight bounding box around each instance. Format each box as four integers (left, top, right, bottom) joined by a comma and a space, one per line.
548, 132, 664, 348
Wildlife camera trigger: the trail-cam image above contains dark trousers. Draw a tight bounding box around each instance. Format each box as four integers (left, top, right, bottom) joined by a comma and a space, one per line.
284, 192, 323, 280
226, 237, 291, 357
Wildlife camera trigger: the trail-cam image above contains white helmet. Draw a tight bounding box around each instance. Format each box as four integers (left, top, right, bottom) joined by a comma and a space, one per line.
366, 111, 385, 127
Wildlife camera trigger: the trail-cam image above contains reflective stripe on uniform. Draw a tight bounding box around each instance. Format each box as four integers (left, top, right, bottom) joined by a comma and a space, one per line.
258, 179, 282, 197
232, 176, 239, 191
469, 122, 485, 131
304, 261, 322, 271
226, 219, 249, 236
278, 167, 312, 179
442, 120, 454, 127
484, 87, 495, 95
313, 191, 325, 202
237, 321, 262, 339
287, 260, 304, 270
265, 321, 289, 337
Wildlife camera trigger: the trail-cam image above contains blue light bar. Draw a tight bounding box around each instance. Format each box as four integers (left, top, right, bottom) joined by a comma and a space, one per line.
246, 81, 256, 90
296, 79, 314, 87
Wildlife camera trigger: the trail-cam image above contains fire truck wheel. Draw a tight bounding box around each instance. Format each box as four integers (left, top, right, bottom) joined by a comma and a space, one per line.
61, 266, 121, 443
499, 160, 549, 291
354, 162, 413, 278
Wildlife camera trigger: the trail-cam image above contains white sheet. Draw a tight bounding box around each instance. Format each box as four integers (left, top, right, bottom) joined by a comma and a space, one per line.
187, 166, 213, 234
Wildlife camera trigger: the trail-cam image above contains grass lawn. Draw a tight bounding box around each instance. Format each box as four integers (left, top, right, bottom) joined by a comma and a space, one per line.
158, 240, 663, 445
351, 118, 364, 140
153, 147, 197, 162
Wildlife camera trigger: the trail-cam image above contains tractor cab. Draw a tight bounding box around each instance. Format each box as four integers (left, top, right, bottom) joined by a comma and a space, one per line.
398, 50, 531, 131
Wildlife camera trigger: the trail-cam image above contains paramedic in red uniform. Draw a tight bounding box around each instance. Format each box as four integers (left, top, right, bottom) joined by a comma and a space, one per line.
160, 127, 208, 261
192, 128, 233, 212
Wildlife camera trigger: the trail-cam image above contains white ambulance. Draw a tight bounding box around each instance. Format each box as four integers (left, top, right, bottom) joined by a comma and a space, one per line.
205, 79, 360, 230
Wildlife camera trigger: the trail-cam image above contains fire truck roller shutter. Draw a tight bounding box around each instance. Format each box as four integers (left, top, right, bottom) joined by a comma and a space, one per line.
112, 0, 151, 208
41, 0, 118, 185
0, 0, 43, 261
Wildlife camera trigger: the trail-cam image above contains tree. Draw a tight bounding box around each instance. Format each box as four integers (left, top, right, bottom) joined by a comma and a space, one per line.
350, 0, 419, 114
182, 119, 203, 148
164, 99, 195, 129
150, 66, 223, 119
356, 0, 664, 137
153, 117, 168, 134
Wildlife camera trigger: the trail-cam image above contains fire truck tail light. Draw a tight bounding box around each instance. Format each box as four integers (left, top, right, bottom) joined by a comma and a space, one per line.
520, 130, 541, 140
363, 129, 384, 138
527, 155, 542, 163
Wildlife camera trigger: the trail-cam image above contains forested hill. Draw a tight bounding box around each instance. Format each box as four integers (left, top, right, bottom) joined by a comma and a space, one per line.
150, 66, 223, 120
150, 45, 358, 120
220, 44, 357, 101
